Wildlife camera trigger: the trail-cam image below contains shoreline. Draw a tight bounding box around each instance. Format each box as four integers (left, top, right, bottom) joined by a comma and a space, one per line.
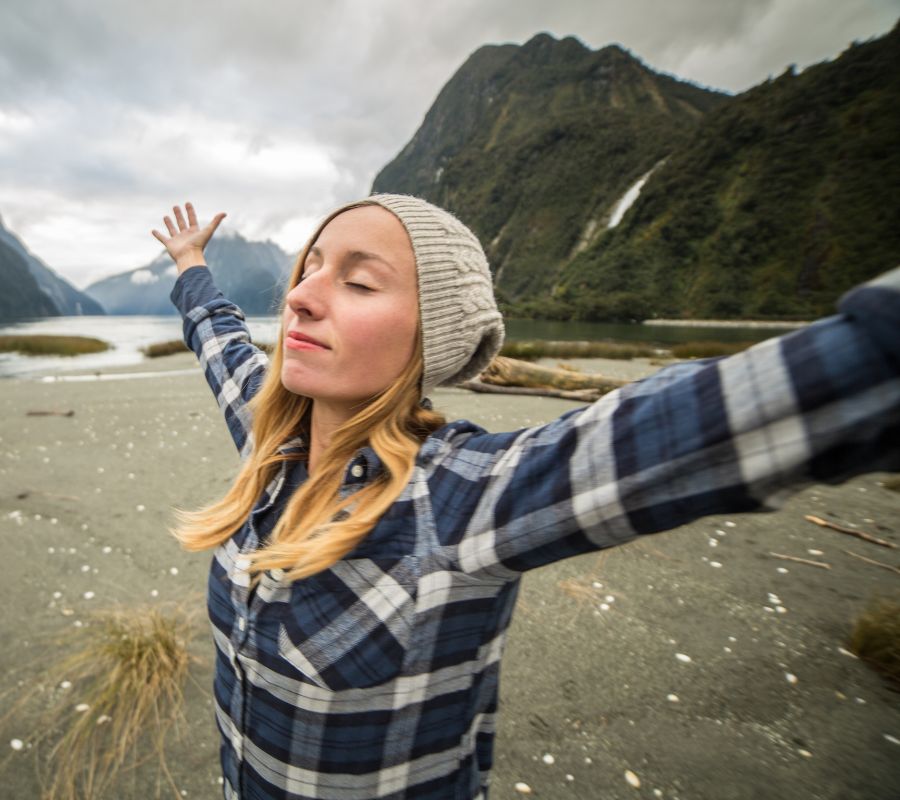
643, 318, 809, 329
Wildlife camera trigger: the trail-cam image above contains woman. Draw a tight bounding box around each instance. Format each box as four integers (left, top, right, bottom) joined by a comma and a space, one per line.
153, 197, 900, 800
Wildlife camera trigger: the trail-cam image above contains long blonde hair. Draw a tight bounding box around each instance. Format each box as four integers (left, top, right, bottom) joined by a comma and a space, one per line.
172, 205, 446, 580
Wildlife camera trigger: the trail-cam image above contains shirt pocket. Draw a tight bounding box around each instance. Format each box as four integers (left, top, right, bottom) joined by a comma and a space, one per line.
277, 555, 418, 691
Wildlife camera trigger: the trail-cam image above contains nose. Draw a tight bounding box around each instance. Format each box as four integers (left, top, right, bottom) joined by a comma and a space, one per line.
285, 270, 326, 319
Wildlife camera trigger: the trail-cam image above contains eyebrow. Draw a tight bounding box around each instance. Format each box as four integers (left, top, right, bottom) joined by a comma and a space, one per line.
308, 246, 397, 274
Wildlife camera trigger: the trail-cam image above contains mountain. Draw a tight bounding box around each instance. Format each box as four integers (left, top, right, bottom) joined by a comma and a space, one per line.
372, 32, 728, 301
554, 22, 900, 320
0, 215, 105, 320
0, 235, 59, 322
85, 232, 293, 315
373, 25, 899, 321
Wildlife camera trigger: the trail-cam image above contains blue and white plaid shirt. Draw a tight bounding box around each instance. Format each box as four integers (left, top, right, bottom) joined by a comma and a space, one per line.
172, 265, 900, 800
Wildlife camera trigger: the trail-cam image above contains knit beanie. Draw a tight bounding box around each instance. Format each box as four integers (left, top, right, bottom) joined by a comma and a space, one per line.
321, 193, 505, 397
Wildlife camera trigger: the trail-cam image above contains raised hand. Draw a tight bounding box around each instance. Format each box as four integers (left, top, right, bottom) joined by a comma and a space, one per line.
152, 202, 227, 274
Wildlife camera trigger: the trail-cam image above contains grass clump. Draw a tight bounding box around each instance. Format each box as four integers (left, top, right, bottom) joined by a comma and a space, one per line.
0, 334, 110, 357
668, 340, 755, 359
881, 475, 900, 493
1, 604, 199, 800
501, 339, 661, 361
142, 339, 189, 358
848, 595, 900, 688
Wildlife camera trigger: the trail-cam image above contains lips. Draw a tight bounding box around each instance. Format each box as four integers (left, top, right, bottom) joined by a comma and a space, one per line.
285, 330, 330, 351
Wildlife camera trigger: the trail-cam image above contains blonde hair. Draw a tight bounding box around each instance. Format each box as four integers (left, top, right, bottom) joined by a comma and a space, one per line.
172, 205, 446, 580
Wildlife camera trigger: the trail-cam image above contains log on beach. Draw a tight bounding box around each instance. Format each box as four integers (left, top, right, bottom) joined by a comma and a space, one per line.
473, 356, 629, 400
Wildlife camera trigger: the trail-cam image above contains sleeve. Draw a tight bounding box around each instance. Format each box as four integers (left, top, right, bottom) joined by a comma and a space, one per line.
435, 266, 900, 579
170, 266, 270, 456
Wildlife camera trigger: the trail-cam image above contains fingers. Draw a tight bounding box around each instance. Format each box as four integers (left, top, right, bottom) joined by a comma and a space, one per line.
151, 229, 166, 244
164, 215, 177, 236
206, 211, 227, 237
186, 202, 198, 228
173, 205, 188, 231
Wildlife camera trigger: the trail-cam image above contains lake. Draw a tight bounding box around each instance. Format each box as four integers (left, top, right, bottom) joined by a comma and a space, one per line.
0, 314, 802, 379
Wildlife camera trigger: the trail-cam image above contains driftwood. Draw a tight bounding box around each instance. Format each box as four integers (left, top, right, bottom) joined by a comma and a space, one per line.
464, 356, 629, 400
804, 514, 896, 549
843, 549, 900, 576
769, 551, 832, 569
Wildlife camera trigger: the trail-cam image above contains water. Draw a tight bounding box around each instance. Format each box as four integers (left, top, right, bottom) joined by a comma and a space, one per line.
1, 314, 800, 379
0, 315, 281, 378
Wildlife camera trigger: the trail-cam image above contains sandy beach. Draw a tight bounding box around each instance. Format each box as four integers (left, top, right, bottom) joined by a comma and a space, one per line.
1, 352, 899, 799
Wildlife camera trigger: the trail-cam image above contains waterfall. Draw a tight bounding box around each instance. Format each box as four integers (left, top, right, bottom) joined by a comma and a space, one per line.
607, 166, 655, 228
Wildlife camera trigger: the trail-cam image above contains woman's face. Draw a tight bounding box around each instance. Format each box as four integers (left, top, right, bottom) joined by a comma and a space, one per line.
281, 205, 420, 414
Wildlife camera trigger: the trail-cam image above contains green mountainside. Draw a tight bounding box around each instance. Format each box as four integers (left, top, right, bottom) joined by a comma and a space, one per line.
374, 26, 899, 321
556, 22, 900, 320
373, 33, 728, 301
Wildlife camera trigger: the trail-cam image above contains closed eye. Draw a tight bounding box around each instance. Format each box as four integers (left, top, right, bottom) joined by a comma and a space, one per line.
346, 282, 374, 292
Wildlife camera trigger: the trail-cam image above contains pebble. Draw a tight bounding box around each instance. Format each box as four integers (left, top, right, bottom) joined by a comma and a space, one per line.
514, 782, 532, 794
785, 673, 798, 685
542, 753, 555, 765
807, 549, 823, 556
102, 546, 112, 554
624, 769, 641, 788
666, 693, 679, 702
884, 734, 900, 746
10, 739, 23, 751
75, 703, 90, 712
52, 591, 62, 599
675, 653, 691, 663
776, 567, 789, 574
565, 774, 574, 782
83, 591, 95, 600
798, 749, 812, 758
653, 791, 663, 799
60, 680, 72, 690
136, 504, 146, 512
169, 567, 179, 576
710, 561, 722, 568
604, 595, 615, 604
151, 589, 159, 598
724, 521, 736, 527
96, 715, 111, 725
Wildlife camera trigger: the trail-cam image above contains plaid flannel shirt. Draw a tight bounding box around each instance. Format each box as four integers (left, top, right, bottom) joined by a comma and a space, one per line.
172, 265, 900, 800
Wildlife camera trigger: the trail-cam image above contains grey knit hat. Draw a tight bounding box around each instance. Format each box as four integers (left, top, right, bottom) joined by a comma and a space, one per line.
320, 193, 505, 397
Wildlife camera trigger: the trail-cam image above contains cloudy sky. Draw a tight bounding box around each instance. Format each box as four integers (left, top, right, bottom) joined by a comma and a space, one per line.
0, 0, 897, 289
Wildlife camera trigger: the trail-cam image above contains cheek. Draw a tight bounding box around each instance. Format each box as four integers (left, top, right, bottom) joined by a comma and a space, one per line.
347, 308, 417, 370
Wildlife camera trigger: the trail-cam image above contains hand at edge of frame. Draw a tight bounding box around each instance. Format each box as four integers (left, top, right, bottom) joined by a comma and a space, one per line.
151, 202, 227, 274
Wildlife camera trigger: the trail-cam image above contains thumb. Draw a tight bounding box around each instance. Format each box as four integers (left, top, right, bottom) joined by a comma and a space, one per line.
206, 212, 227, 237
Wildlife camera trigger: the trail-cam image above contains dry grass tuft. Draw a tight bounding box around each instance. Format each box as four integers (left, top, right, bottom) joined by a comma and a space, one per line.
1, 603, 200, 800
848, 595, 900, 687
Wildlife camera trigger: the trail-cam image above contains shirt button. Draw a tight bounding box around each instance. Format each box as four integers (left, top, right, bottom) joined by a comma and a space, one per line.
237, 617, 246, 632
350, 464, 364, 478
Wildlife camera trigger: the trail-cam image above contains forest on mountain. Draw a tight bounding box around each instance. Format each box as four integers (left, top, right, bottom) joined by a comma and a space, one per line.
374, 23, 900, 321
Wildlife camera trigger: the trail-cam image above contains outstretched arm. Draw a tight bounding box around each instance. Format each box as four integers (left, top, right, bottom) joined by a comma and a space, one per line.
431, 266, 900, 578
156, 203, 268, 457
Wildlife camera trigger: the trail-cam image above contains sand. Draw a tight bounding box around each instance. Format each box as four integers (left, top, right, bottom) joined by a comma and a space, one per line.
1, 353, 898, 799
